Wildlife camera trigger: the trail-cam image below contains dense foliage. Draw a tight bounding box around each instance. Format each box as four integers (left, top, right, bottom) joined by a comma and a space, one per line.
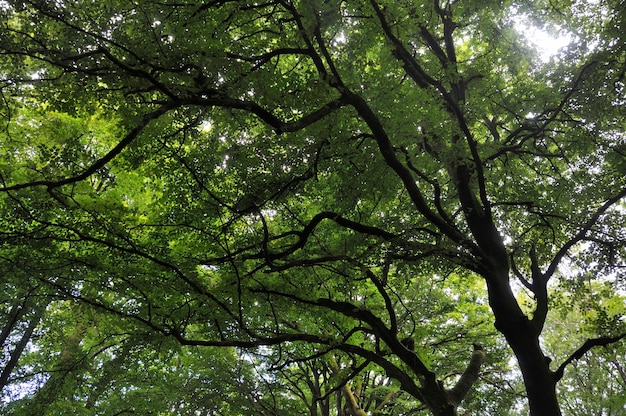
1, 1, 625, 415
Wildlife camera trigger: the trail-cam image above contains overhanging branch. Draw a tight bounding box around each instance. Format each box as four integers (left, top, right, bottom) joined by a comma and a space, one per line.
180, 94, 348, 134
553, 333, 626, 382
545, 187, 626, 280
0, 102, 178, 192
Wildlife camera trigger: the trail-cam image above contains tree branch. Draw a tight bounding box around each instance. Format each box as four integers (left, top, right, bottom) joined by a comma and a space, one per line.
446, 344, 486, 406
0, 102, 178, 192
553, 333, 626, 382
180, 94, 348, 134
545, 187, 626, 280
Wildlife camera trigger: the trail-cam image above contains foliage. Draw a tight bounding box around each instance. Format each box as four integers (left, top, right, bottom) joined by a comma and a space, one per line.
0, 0, 625, 415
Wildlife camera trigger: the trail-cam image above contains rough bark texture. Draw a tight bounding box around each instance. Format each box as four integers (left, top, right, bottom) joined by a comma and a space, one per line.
340, 383, 368, 416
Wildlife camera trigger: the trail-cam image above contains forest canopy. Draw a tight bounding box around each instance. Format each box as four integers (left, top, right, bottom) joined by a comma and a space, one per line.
1, 1, 625, 415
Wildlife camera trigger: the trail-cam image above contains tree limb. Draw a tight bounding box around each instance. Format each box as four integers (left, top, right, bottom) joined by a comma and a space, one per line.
553, 333, 626, 382
446, 344, 486, 406
545, 187, 626, 281
0, 102, 178, 192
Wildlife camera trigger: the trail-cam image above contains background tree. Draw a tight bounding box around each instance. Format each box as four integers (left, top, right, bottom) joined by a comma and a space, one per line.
1, 1, 625, 415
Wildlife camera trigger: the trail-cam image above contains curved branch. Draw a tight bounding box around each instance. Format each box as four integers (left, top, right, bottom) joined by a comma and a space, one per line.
553, 333, 626, 382
365, 269, 397, 334
545, 187, 626, 280
180, 94, 348, 134
268, 211, 398, 260
327, 355, 369, 416
0, 101, 178, 192
342, 88, 469, 246
491, 60, 599, 162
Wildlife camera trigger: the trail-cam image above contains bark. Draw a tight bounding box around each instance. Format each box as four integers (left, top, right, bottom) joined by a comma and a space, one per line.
419, 377, 459, 416
420, 346, 487, 416
340, 383, 368, 416
455, 145, 562, 415
446, 345, 486, 406
372, 388, 400, 413
486, 273, 561, 416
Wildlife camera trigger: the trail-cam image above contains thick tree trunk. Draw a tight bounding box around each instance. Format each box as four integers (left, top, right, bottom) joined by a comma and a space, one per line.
416, 372, 458, 416
485, 274, 561, 416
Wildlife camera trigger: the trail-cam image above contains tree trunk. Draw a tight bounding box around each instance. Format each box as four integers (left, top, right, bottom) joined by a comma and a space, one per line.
507, 323, 561, 415
419, 376, 459, 416
485, 274, 561, 416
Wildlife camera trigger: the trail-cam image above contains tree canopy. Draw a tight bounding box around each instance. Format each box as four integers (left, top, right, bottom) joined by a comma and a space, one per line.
1, 1, 625, 415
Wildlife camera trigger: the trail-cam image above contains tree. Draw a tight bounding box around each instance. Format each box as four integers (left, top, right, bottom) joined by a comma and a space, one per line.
1, 1, 625, 415
2, 297, 278, 416
541, 284, 626, 415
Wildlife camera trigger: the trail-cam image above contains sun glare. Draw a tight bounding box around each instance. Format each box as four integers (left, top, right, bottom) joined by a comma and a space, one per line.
514, 15, 574, 61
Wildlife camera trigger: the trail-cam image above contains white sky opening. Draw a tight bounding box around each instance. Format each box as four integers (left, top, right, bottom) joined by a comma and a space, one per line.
513, 15, 574, 62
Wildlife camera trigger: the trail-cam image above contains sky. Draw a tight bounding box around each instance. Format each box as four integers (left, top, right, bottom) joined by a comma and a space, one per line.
514, 15, 574, 61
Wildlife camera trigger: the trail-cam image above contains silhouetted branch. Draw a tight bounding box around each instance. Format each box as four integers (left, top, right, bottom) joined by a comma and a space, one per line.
554, 333, 626, 382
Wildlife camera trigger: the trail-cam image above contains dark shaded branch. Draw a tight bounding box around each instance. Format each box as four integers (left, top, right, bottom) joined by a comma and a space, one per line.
398, 146, 454, 227
97, 47, 179, 100
554, 333, 626, 382
368, 1, 495, 267
314, 298, 437, 381
199, 210, 420, 267
490, 60, 599, 162
372, 4, 490, 231
1, 95, 344, 194
534, 60, 598, 133
0, 304, 46, 392
369, 0, 439, 90
180, 94, 347, 134
42, 271, 323, 352
341, 87, 469, 247
365, 269, 397, 334
529, 245, 549, 334
266, 256, 351, 272
226, 47, 312, 64
267, 211, 398, 260
510, 255, 533, 291
278, 0, 333, 81
0, 286, 40, 347
545, 187, 626, 280
253, 288, 435, 380
333, 343, 426, 404
172, 331, 331, 349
